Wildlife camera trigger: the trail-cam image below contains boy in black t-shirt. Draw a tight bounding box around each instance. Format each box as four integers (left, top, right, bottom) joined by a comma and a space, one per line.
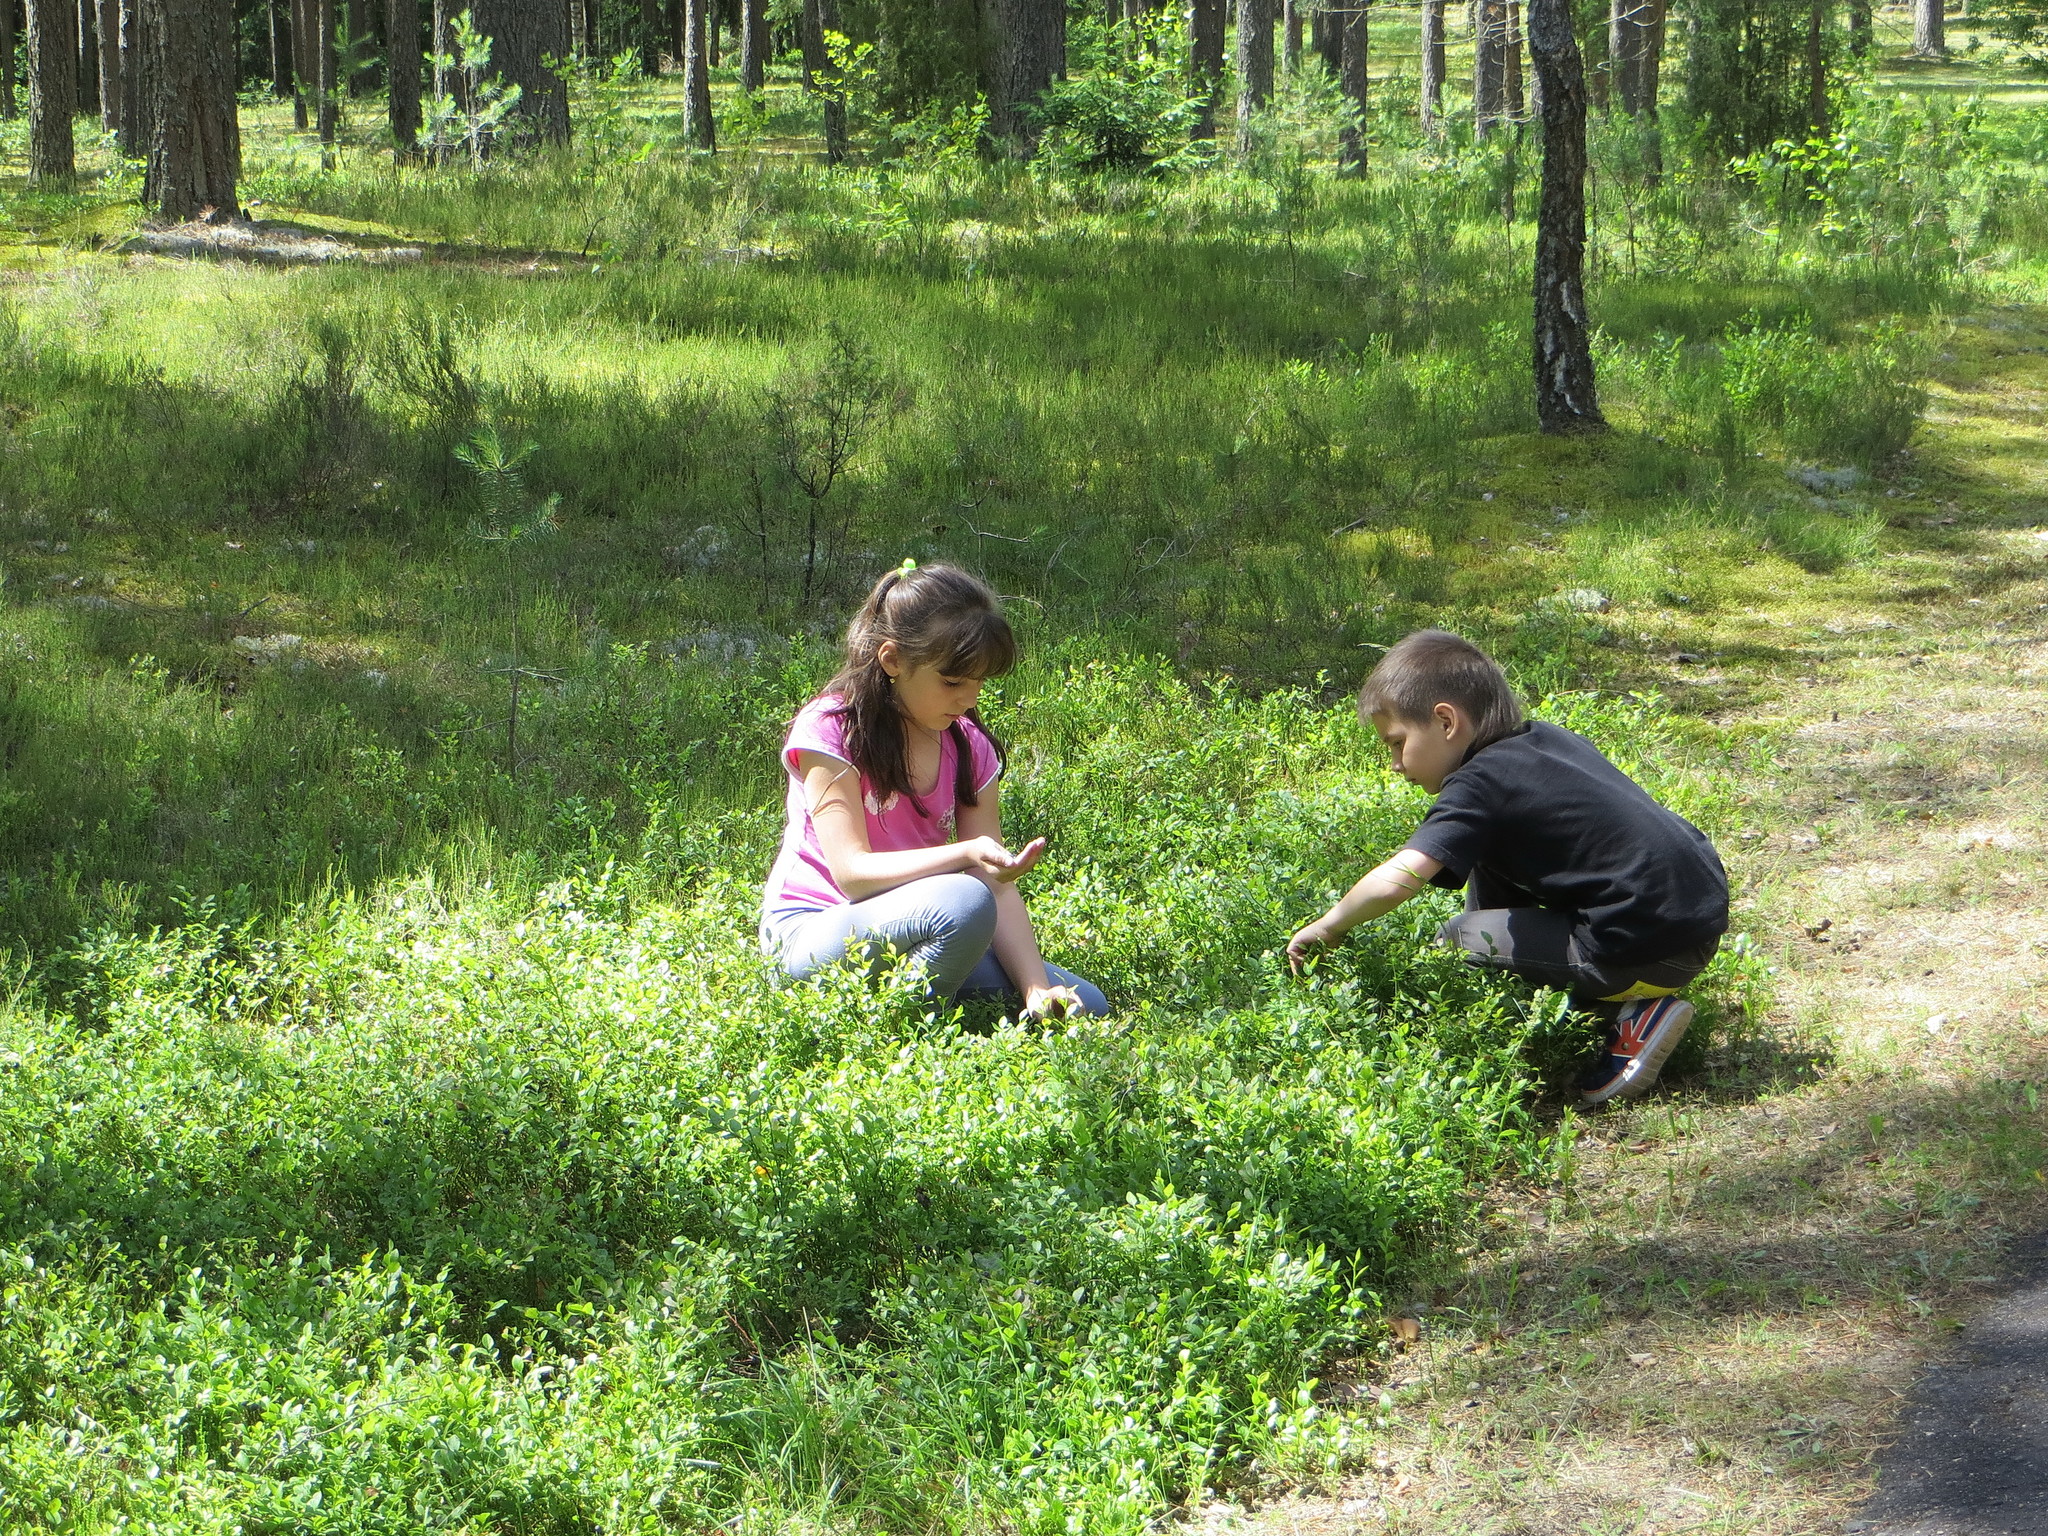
1286, 630, 1729, 1105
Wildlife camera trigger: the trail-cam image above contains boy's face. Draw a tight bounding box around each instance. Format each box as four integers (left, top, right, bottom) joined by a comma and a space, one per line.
1369, 704, 1474, 794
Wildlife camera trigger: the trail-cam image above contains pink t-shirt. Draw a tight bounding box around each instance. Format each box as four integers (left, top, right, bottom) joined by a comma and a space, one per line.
763, 694, 1003, 913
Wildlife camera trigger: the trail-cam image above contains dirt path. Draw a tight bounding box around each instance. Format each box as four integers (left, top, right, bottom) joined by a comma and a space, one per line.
1217, 308, 2048, 1534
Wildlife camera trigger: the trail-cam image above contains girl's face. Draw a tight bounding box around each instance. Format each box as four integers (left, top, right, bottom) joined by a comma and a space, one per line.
880, 644, 986, 734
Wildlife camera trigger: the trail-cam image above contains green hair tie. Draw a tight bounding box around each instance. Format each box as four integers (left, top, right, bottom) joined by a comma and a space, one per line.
895, 557, 918, 577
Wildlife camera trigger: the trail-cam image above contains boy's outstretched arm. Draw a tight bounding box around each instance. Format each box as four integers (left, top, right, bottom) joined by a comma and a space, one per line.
1287, 850, 1445, 972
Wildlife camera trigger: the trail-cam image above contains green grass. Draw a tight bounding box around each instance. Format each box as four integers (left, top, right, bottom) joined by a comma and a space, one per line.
0, 41, 2042, 1534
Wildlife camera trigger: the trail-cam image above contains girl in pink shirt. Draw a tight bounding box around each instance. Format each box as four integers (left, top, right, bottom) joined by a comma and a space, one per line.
760, 562, 1105, 1018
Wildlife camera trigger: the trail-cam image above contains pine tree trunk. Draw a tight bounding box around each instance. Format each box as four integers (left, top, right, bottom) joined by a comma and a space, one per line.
582, 0, 598, 53
316, 0, 336, 158
1505, 0, 1524, 117
1310, 3, 1339, 71
1804, 0, 1827, 133
387, 0, 419, 154
1848, 0, 1870, 54
739, 0, 764, 88
1282, 0, 1299, 71
2, 0, 17, 118
119, 0, 141, 148
291, 0, 310, 125
984, 0, 1059, 151
268, 0, 291, 94
1190, 0, 1223, 137
1473, 0, 1505, 137
27, 0, 79, 179
681, 0, 712, 145
638, 0, 659, 71
95, 0, 117, 127
344, 0, 366, 91
1233, 0, 1272, 153
1419, 0, 1443, 133
1337, 0, 1366, 173
1527, 0, 1603, 433
473, 0, 572, 145
77, 0, 98, 117
143, 0, 240, 219
1913, 0, 1943, 55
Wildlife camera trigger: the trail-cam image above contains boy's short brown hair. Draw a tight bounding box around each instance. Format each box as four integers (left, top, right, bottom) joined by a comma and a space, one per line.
1358, 630, 1525, 750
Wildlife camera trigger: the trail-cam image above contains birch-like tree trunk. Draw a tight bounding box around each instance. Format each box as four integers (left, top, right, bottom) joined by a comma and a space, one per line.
27, 0, 79, 179
143, 0, 240, 220
1527, 0, 1604, 432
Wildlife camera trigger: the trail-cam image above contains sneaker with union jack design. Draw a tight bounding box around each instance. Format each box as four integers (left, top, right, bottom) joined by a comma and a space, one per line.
1578, 996, 1695, 1106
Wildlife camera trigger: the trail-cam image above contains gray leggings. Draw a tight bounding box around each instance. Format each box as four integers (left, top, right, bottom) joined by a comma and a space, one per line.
762, 872, 1109, 1015
1438, 869, 1718, 1018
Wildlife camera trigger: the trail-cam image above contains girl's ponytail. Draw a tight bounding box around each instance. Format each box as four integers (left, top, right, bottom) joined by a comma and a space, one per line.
826, 563, 1015, 815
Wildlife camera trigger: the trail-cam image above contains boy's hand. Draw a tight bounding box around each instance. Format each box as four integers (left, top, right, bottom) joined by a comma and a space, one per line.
1287, 916, 1340, 973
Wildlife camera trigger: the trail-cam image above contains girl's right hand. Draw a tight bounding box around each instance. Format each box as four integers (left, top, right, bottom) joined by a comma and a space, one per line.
960, 835, 1047, 883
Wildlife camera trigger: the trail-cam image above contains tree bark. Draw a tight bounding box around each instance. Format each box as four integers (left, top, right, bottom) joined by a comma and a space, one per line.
94, 0, 116, 127
739, 0, 764, 88
1505, 0, 1524, 117
1310, 3, 1339, 70
344, 0, 367, 91
27, 0, 79, 179
1337, 0, 1366, 173
473, 0, 572, 145
1804, 0, 1827, 133
681, 0, 712, 145
1527, 0, 1603, 433
316, 0, 336, 158
290, 0, 310, 124
1913, 0, 1943, 55
1419, 0, 1443, 133
1848, 0, 1870, 54
143, 0, 240, 220
387, 0, 419, 153
1473, 0, 1506, 137
983, 0, 1058, 151
1282, 0, 1299, 71
119, 0, 140, 147
2, 0, 17, 118
582, 0, 598, 53
1190, 0, 1224, 137
1233, 0, 1272, 153
77, 0, 98, 116
638, 0, 659, 71
268, 0, 291, 94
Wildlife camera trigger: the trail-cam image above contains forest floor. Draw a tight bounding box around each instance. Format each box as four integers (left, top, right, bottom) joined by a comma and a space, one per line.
1223, 311, 2048, 1533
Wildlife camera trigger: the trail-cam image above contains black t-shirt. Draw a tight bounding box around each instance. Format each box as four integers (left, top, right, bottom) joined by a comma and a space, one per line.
1402, 721, 1729, 966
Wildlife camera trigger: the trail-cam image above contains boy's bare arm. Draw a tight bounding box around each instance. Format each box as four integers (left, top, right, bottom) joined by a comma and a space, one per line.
1287, 850, 1445, 970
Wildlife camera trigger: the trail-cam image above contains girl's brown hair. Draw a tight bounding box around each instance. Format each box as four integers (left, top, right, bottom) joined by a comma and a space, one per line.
1357, 629, 1525, 752
825, 563, 1016, 816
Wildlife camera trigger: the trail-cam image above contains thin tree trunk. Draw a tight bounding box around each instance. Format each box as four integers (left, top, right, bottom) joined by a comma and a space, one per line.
1190, 0, 1223, 137
1913, 0, 1943, 55
638, 0, 659, 71
291, 0, 310, 125
269, 0, 291, 94
1805, 0, 1827, 133
142, 0, 240, 219
681, 0, 712, 145
1282, 0, 1300, 71
1848, 0, 1870, 54
739, 0, 764, 87
1233, 0, 1273, 153
95, 0, 116, 128
582, 0, 597, 53
1337, 0, 1366, 173
982, 0, 1057, 152
473, 0, 573, 145
1311, 2, 1339, 70
1473, 0, 1505, 137
27, 0, 79, 179
387, 0, 419, 153
119, 0, 140, 147
77, 0, 98, 116
1505, 0, 1523, 117
1419, 0, 1443, 133
345, 0, 367, 92
1527, 0, 1603, 432
316, 0, 336, 159
1, 0, 17, 118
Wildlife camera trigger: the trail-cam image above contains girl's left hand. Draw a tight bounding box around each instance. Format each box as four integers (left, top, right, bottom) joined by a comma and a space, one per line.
1024, 984, 1084, 1020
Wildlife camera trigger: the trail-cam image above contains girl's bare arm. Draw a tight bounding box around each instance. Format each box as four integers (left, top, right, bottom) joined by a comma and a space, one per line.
799, 752, 1034, 900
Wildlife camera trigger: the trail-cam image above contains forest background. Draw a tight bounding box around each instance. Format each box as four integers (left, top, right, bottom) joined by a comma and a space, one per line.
1, 0, 2047, 1528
